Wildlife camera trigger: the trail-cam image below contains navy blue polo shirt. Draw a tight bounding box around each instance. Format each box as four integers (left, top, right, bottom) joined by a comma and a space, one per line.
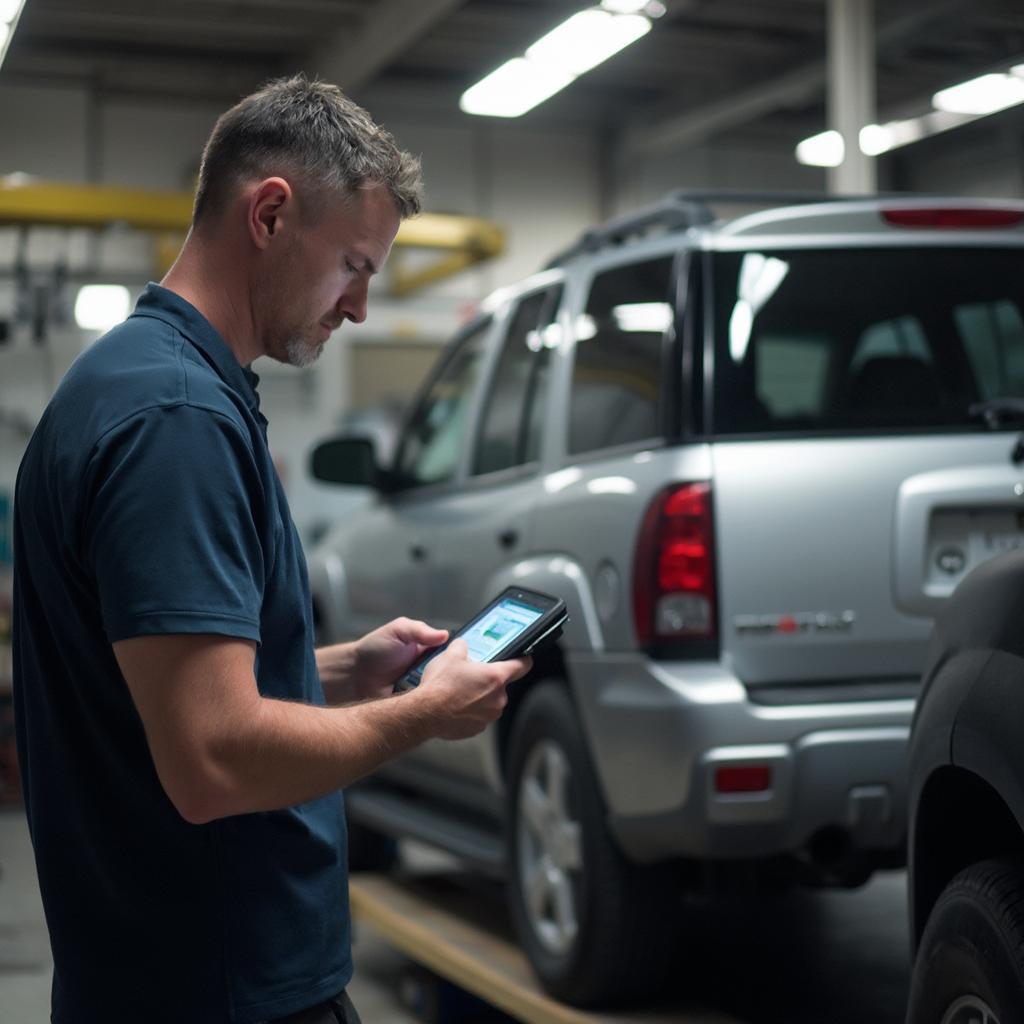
13, 284, 351, 1023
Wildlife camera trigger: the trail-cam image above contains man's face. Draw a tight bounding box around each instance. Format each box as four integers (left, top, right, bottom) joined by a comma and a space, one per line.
258, 184, 401, 368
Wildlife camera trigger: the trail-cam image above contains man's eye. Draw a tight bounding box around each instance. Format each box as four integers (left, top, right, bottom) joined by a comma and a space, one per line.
345, 260, 358, 274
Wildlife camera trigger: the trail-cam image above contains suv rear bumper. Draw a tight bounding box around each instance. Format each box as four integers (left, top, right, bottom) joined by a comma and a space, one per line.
568, 653, 913, 864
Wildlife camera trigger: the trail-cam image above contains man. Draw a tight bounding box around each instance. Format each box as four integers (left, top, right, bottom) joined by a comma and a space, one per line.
13, 75, 529, 1024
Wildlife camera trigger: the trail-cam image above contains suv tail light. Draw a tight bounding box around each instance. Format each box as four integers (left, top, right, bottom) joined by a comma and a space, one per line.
881, 207, 1024, 229
633, 482, 717, 652
715, 765, 772, 794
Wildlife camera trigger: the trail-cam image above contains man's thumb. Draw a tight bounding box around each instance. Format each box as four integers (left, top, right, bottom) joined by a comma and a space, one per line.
443, 638, 469, 661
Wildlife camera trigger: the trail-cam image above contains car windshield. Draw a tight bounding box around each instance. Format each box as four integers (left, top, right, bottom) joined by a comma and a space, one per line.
710, 247, 1024, 435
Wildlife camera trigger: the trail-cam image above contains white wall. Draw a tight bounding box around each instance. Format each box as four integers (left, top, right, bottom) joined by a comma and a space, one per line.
611, 136, 826, 213
892, 119, 1024, 199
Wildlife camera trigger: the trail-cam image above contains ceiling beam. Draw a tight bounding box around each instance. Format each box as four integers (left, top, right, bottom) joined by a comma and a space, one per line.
307, 0, 465, 94
625, 0, 971, 156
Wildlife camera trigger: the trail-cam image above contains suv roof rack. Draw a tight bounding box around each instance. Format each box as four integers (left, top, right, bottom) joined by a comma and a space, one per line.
545, 194, 714, 268
545, 188, 907, 267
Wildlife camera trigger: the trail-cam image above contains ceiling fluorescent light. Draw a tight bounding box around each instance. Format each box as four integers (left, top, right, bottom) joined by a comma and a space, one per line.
601, 0, 651, 13
859, 119, 927, 156
528, 10, 650, 77
460, 58, 575, 118
795, 129, 844, 168
933, 73, 1024, 116
461, 6, 653, 118
858, 123, 892, 156
797, 62, 1024, 167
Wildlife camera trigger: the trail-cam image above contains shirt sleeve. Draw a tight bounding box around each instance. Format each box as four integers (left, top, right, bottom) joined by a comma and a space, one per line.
83, 402, 267, 644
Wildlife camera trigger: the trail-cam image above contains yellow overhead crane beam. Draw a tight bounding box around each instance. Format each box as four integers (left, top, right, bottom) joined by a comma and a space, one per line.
0, 177, 505, 296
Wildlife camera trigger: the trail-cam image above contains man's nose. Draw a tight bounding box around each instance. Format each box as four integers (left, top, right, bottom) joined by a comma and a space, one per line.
338, 280, 368, 325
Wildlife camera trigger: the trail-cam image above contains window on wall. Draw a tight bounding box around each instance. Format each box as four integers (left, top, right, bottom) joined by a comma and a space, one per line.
472, 285, 562, 477
394, 318, 491, 488
568, 257, 674, 456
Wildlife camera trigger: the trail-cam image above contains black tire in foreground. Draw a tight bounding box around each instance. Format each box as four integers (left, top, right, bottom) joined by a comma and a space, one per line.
505, 682, 675, 1008
908, 859, 1024, 1024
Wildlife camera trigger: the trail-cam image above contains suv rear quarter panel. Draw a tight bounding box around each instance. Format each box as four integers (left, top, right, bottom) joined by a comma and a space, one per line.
711, 434, 1024, 687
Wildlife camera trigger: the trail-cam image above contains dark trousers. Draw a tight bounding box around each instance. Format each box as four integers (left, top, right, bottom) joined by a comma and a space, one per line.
266, 990, 361, 1024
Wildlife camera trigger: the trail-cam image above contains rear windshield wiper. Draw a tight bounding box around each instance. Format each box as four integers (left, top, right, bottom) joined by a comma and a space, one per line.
968, 398, 1024, 429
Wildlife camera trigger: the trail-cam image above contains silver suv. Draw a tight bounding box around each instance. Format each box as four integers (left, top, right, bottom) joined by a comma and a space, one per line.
307, 191, 1024, 1007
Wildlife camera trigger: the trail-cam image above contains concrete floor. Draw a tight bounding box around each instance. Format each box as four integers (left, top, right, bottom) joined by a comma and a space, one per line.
0, 808, 912, 1023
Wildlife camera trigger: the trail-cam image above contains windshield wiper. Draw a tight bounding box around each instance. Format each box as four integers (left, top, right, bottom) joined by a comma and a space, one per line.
968, 398, 1024, 430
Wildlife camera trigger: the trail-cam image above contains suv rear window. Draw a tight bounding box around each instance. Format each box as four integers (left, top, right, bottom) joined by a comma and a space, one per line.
711, 247, 1024, 435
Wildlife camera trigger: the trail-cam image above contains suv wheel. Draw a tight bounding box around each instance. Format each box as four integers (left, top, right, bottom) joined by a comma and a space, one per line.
506, 682, 673, 1007
908, 859, 1024, 1024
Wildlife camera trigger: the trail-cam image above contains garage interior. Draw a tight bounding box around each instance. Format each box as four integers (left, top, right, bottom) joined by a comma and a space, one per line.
2, 1, 1024, 1021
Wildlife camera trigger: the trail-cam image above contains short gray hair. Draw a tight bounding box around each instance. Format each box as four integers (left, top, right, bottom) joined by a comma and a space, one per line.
193, 74, 423, 225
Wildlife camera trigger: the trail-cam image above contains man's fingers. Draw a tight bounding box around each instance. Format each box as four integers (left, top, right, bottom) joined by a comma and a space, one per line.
391, 617, 448, 646
428, 637, 467, 667
501, 656, 532, 683
446, 638, 469, 659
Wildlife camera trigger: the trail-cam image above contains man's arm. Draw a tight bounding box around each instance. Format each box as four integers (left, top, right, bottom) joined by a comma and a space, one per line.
113, 632, 524, 825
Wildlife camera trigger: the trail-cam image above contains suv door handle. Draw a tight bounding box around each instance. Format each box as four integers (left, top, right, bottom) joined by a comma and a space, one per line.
498, 529, 519, 549
410, 544, 427, 562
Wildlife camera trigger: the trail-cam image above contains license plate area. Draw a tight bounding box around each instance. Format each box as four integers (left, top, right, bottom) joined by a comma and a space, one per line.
925, 507, 1024, 594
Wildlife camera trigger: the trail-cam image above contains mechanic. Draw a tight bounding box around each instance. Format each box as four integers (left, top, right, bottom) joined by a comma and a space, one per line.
12, 75, 529, 1024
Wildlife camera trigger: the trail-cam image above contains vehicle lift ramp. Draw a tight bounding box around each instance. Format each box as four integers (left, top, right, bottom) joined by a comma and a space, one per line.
350, 872, 740, 1024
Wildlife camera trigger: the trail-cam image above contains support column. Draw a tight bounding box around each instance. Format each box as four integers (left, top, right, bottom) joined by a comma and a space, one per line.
827, 0, 876, 194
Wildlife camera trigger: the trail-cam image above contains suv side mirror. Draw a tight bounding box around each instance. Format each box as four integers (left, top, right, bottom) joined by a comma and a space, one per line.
309, 437, 382, 488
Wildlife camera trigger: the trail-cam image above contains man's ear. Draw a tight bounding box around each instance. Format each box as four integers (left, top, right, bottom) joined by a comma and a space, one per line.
248, 177, 292, 250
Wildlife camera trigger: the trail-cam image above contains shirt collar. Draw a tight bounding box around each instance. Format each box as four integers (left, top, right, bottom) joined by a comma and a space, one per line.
130, 283, 263, 417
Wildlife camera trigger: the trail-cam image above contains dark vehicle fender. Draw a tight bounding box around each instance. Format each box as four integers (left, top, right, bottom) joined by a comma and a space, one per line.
909, 550, 1024, 948
952, 647, 1024, 829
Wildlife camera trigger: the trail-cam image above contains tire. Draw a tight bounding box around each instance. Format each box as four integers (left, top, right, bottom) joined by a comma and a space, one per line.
908, 859, 1024, 1024
346, 818, 399, 873
505, 682, 674, 1007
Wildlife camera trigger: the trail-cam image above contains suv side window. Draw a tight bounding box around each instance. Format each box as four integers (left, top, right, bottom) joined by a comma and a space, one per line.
472, 286, 562, 477
956, 299, 1024, 399
394, 318, 491, 488
850, 316, 932, 374
757, 333, 833, 418
568, 257, 674, 456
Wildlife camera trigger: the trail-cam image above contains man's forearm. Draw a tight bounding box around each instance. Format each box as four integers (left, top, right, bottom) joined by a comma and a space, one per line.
189, 691, 432, 823
315, 641, 360, 704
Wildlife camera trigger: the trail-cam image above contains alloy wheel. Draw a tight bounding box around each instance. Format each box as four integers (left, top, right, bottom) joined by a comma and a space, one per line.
516, 738, 584, 956
940, 995, 1001, 1024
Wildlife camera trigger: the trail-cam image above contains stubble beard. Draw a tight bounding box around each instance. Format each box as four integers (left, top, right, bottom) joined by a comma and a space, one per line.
282, 333, 325, 368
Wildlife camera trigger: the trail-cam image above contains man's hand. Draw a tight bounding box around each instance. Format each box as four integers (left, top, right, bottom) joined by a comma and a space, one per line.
409, 638, 532, 740
346, 617, 449, 701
